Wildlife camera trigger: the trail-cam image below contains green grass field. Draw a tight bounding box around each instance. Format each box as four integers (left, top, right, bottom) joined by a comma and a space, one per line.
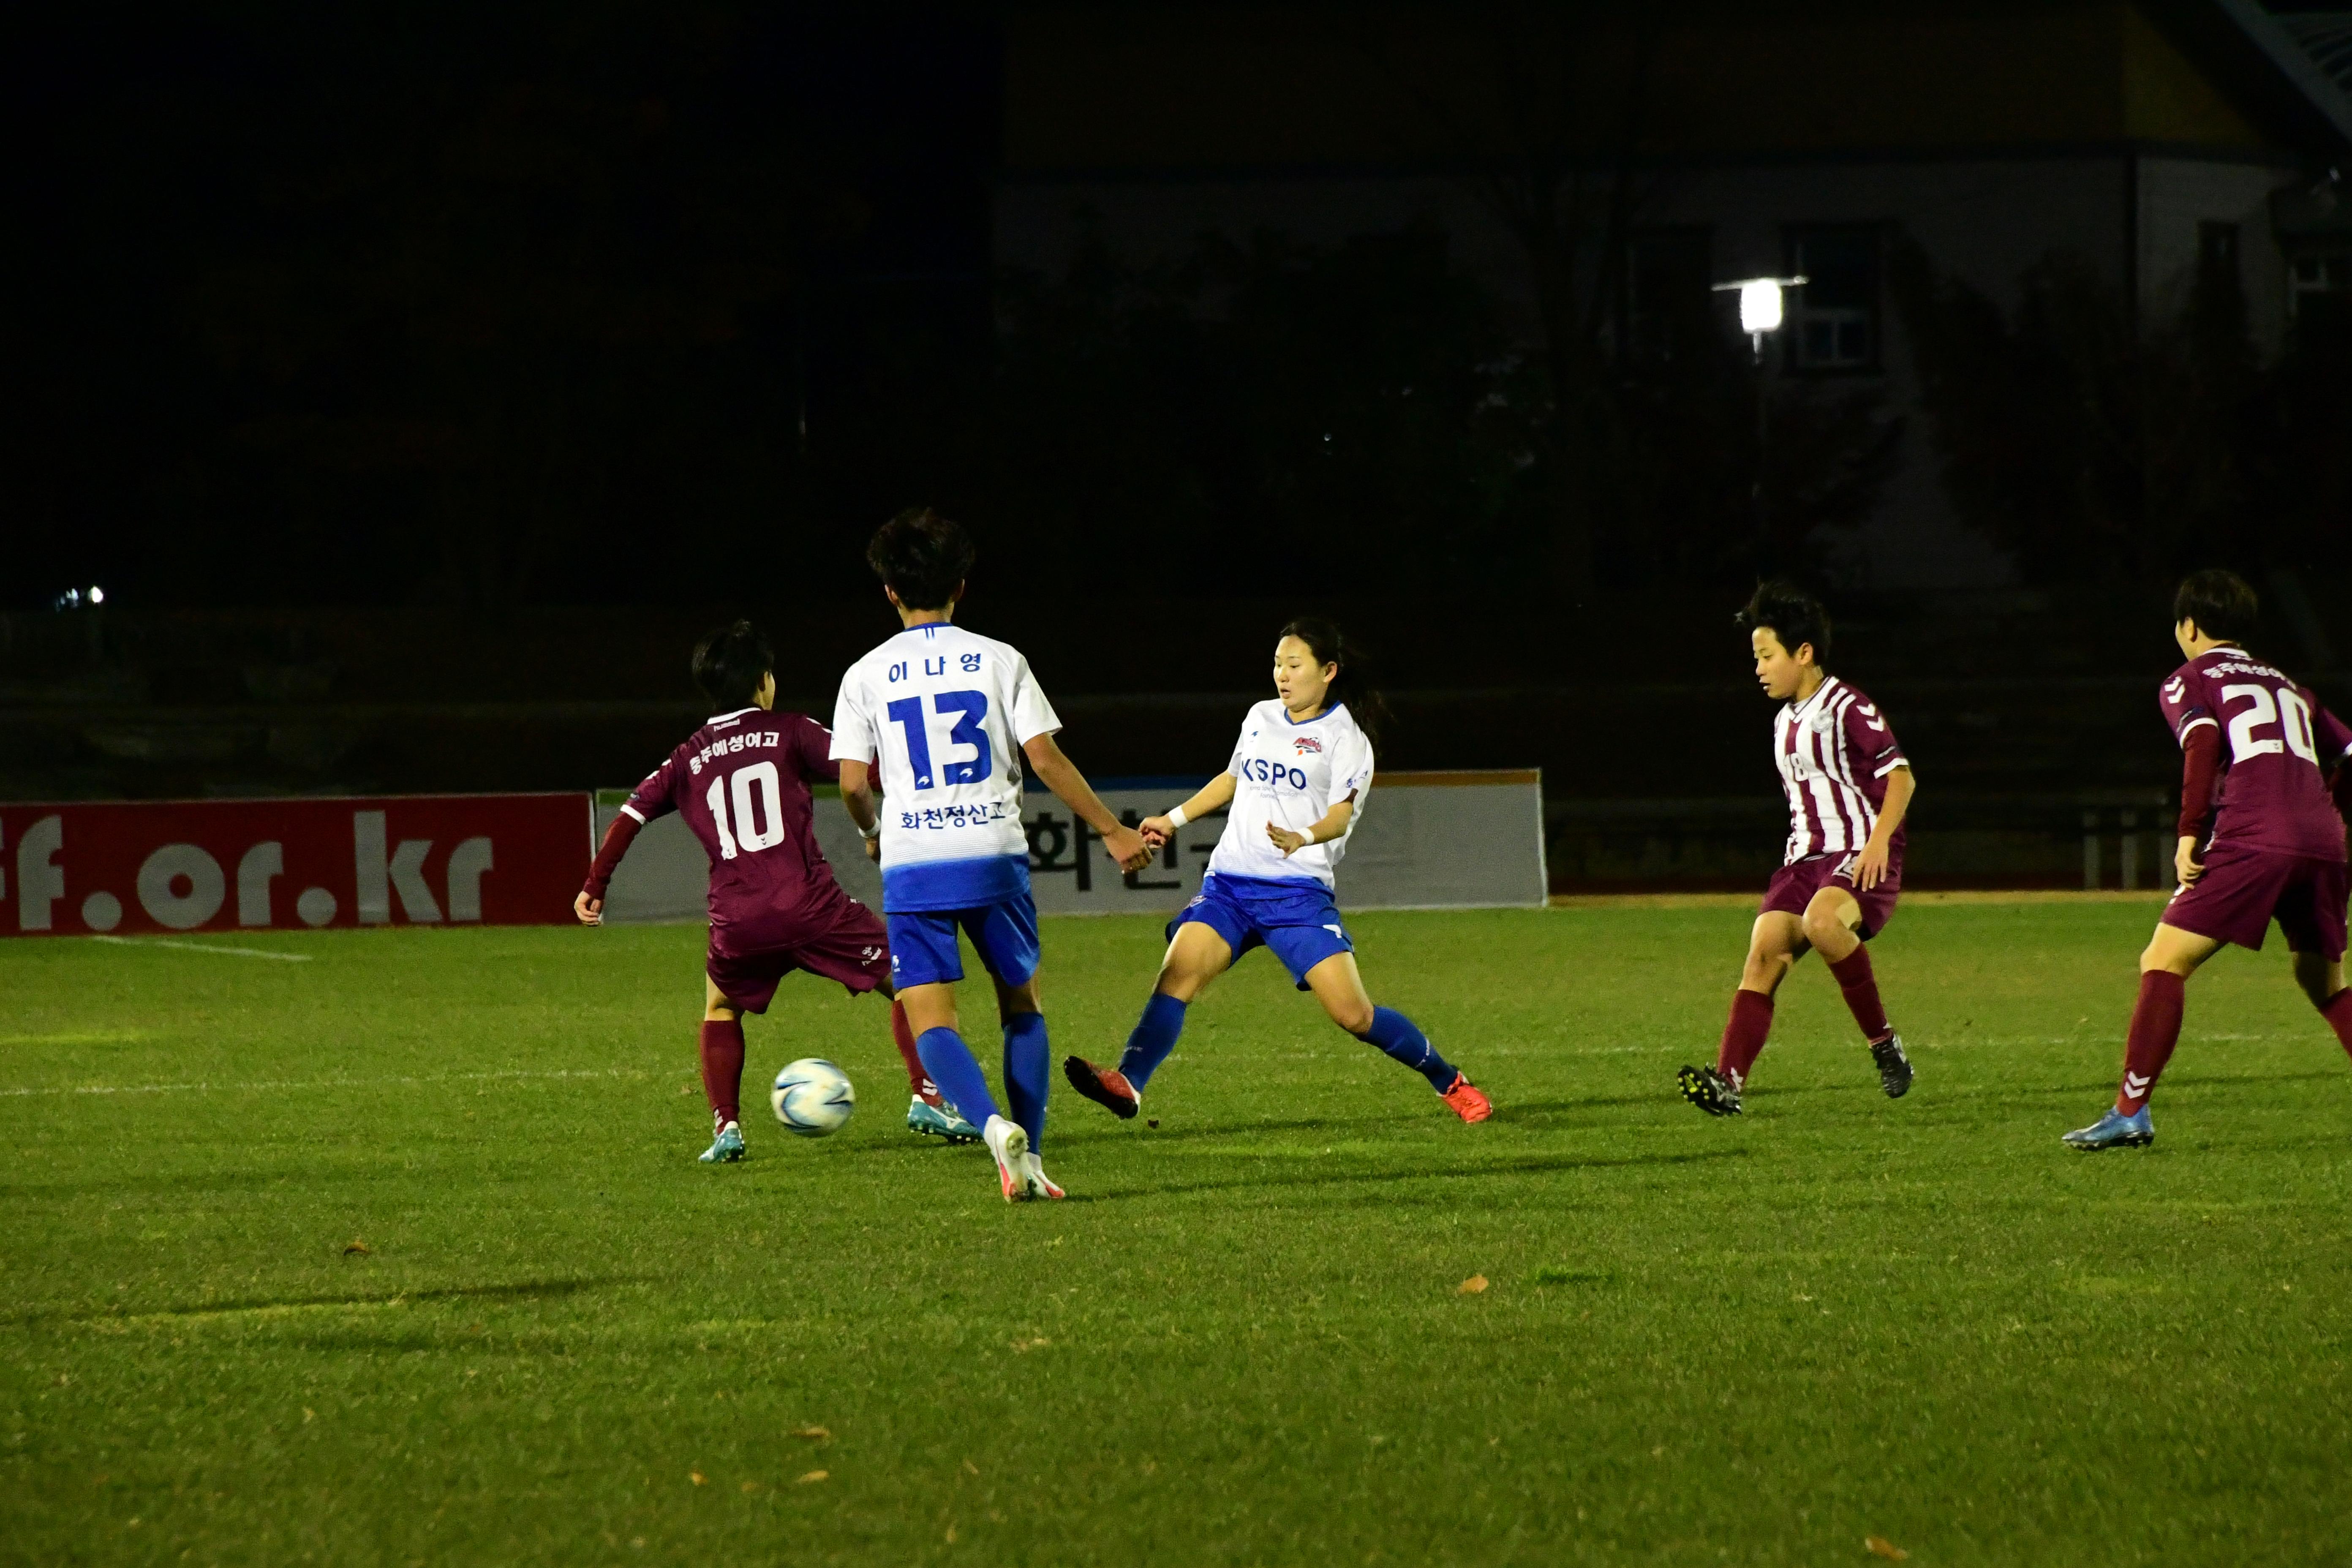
6, 900, 2352, 1566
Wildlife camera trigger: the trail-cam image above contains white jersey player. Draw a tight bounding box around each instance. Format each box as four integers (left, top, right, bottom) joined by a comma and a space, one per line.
1061, 618, 1492, 1125
831, 509, 1149, 1203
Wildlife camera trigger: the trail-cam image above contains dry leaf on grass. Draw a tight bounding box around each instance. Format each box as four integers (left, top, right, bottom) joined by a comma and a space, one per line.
342, 1241, 372, 1256
689, 1471, 706, 1486
1010, 1337, 1051, 1352
1457, 1275, 1489, 1295
963, 1459, 980, 1477
791, 1426, 830, 1442
1864, 1537, 1909, 1561
797, 1470, 828, 1485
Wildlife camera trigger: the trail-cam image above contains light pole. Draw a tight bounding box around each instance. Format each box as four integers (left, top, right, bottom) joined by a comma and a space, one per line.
1711, 275, 1805, 574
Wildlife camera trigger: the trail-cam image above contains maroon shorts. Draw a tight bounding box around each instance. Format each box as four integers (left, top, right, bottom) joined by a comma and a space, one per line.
2161, 842, 2348, 958
1762, 850, 1900, 940
706, 899, 890, 1013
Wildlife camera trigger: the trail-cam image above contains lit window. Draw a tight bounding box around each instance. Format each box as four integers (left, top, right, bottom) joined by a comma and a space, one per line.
1787, 227, 1881, 371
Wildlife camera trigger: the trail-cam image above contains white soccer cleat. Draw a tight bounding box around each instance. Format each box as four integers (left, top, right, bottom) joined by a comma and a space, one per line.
1018, 1150, 1065, 1200
983, 1114, 1031, 1202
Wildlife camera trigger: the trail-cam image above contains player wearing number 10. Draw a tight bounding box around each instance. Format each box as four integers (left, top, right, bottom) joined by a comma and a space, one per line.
576, 621, 955, 1165
2065, 570, 2352, 1150
833, 509, 1153, 1203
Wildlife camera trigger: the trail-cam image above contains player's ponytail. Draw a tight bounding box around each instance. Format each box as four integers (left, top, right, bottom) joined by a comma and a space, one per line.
1280, 616, 1387, 751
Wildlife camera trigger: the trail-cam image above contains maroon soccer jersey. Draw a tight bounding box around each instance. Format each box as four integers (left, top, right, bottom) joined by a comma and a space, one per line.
621, 707, 855, 955
1772, 675, 1908, 865
2159, 647, 2352, 861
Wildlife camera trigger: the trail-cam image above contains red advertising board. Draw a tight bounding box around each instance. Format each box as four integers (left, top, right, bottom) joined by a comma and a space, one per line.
0, 794, 591, 937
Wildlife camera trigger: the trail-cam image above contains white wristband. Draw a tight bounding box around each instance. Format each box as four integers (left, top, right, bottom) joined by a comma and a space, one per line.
862, 820, 882, 841
1166, 805, 1190, 829
1295, 825, 1317, 845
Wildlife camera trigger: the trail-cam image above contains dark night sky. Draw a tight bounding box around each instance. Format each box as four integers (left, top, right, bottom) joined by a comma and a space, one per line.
7, 5, 1002, 611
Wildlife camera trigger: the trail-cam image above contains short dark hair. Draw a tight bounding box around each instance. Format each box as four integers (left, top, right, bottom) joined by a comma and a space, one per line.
691, 620, 773, 711
1736, 580, 1832, 664
2173, 569, 2258, 644
866, 507, 975, 611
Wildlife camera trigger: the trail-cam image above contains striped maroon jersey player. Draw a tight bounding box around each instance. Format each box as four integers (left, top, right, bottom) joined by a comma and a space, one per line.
1680, 582, 1919, 1118
1773, 674, 1910, 867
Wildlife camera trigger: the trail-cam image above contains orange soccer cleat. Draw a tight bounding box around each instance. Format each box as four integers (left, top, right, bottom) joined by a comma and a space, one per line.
1440, 1073, 1493, 1124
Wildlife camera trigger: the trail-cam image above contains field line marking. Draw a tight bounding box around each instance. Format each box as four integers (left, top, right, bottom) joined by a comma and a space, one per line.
92, 936, 311, 962
0, 1066, 659, 1099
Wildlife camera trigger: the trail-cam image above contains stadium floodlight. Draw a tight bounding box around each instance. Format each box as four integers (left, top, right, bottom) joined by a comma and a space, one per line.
1712, 275, 1807, 360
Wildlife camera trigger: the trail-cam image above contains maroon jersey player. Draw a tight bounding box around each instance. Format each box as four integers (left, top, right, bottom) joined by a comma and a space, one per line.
1680, 582, 1919, 1116
574, 621, 973, 1163
2066, 571, 2352, 1150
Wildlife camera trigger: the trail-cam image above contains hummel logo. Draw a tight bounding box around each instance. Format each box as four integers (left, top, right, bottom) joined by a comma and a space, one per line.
2165, 677, 2187, 703
2124, 1071, 2151, 1095
1864, 716, 1887, 732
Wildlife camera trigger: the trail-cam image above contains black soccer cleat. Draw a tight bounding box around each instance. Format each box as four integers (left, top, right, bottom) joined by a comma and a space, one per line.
1870, 1034, 1914, 1099
1677, 1064, 1742, 1116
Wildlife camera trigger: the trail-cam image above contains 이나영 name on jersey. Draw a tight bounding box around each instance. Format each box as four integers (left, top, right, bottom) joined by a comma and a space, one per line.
831, 621, 1062, 912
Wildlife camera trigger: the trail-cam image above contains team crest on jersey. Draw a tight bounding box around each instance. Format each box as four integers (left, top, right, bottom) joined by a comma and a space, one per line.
1293, 735, 1323, 754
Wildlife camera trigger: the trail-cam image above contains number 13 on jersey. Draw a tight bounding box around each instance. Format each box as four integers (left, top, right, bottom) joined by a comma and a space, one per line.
886, 691, 993, 791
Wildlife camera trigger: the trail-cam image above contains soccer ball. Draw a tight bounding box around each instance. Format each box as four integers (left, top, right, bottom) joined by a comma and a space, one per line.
770, 1058, 855, 1138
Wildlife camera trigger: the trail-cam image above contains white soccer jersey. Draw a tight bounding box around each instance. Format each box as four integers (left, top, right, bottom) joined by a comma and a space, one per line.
831, 621, 1060, 911
1205, 699, 1375, 889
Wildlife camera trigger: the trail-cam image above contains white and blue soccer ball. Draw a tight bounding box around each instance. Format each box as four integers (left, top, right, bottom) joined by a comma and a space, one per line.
770, 1058, 855, 1138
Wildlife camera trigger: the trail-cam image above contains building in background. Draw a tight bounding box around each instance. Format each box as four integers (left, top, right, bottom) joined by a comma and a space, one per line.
994, 0, 2352, 588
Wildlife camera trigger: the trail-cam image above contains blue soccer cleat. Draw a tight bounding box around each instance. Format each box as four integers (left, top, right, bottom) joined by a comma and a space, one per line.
698, 1121, 746, 1163
908, 1096, 982, 1144
2063, 1106, 2153, 1151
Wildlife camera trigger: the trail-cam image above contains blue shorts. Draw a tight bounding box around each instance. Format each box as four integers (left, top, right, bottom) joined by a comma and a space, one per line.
1168, 874, 1353, 991
887, 893, 1042, 990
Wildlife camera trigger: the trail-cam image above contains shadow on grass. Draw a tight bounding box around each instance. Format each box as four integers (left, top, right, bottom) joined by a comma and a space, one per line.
25, 1276, 645, 1328
1085, 1146, 1748, 1202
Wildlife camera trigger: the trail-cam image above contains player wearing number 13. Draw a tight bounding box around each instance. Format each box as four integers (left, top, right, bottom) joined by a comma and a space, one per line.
2065, 570, 2352, 1150
832, 509, 1153, 1202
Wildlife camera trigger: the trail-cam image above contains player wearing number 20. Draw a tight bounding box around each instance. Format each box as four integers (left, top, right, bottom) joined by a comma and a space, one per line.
1062, 618, 1494, 1124
832, 509, 1153, 1203
2066, 570, 2352, 1150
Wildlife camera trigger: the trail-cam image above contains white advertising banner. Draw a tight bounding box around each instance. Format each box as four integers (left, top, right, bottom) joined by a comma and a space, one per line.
593, 769, 1544, 924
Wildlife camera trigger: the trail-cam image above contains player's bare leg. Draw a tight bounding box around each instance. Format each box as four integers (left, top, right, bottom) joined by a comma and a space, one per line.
697, 979, 748, 1163
1067, 924, 1233, 1119
1802, 888, 1911, 1099
2287, 951, 2352, 1075
1305, 953, 1490, 1122
1683, 913, 1807, 1115
2068, 920, 2224, 1149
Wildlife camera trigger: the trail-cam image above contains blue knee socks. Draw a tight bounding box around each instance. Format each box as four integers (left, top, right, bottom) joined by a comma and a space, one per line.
916, 1027, 999, 1128
1117, 992, 1188, 1091
1356, 1007, 1456, 1092
1002, 1013, 1049, 1149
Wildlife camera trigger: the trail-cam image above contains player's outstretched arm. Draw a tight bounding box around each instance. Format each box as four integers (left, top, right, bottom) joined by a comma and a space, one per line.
1022, 732, 1153, 873
576, 811, 646, 925
1142, 774, 1237, 845
1854, 766, 1916, 890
